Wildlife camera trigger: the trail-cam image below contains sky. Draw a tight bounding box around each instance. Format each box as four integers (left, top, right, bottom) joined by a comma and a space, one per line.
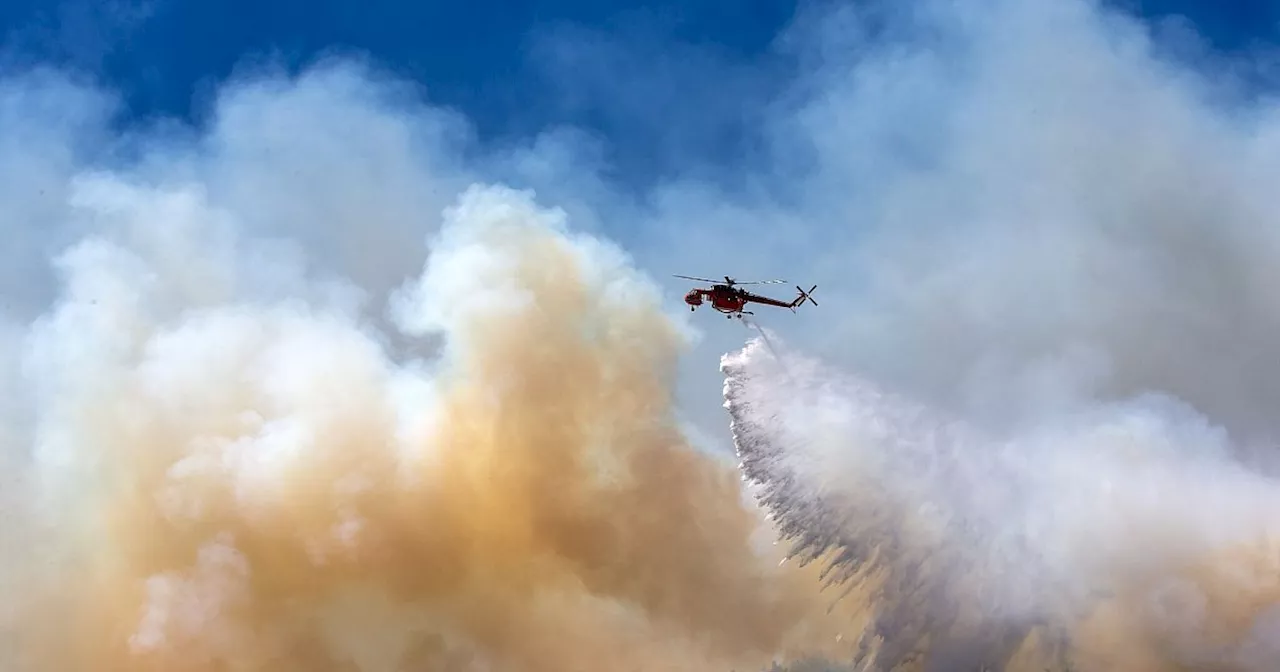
0, 0, 1277, 187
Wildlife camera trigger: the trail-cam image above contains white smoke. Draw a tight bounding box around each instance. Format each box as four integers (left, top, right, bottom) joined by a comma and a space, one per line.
637, 0, 1280, 455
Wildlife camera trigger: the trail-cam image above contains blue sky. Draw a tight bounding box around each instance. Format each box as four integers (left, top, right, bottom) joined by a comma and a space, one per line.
0, 0, 1276, 187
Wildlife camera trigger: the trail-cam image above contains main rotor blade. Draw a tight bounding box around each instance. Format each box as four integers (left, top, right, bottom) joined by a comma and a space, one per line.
673, 274, 787, 285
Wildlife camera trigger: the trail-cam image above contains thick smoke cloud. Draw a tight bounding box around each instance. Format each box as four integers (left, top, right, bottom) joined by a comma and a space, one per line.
1, 166, 862, 669
0, 56, 871, 670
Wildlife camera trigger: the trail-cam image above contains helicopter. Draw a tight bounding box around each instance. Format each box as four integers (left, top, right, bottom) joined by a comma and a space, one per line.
675, 275, 818, 319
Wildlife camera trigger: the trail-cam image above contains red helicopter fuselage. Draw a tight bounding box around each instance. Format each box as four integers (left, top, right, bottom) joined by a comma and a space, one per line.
684, 285, 748, 314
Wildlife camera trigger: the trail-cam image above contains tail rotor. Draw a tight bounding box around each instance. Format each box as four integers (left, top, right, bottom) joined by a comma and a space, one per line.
793, 284, 818, 310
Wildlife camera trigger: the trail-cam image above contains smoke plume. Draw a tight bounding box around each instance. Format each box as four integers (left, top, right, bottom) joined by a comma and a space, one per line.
0, 165, 867, 670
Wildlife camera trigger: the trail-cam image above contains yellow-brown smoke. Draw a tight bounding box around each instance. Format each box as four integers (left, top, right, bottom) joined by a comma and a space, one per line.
3, 182, 864, 671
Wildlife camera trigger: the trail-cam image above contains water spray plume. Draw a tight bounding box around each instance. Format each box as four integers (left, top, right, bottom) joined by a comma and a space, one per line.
723, 335, 1280, 671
